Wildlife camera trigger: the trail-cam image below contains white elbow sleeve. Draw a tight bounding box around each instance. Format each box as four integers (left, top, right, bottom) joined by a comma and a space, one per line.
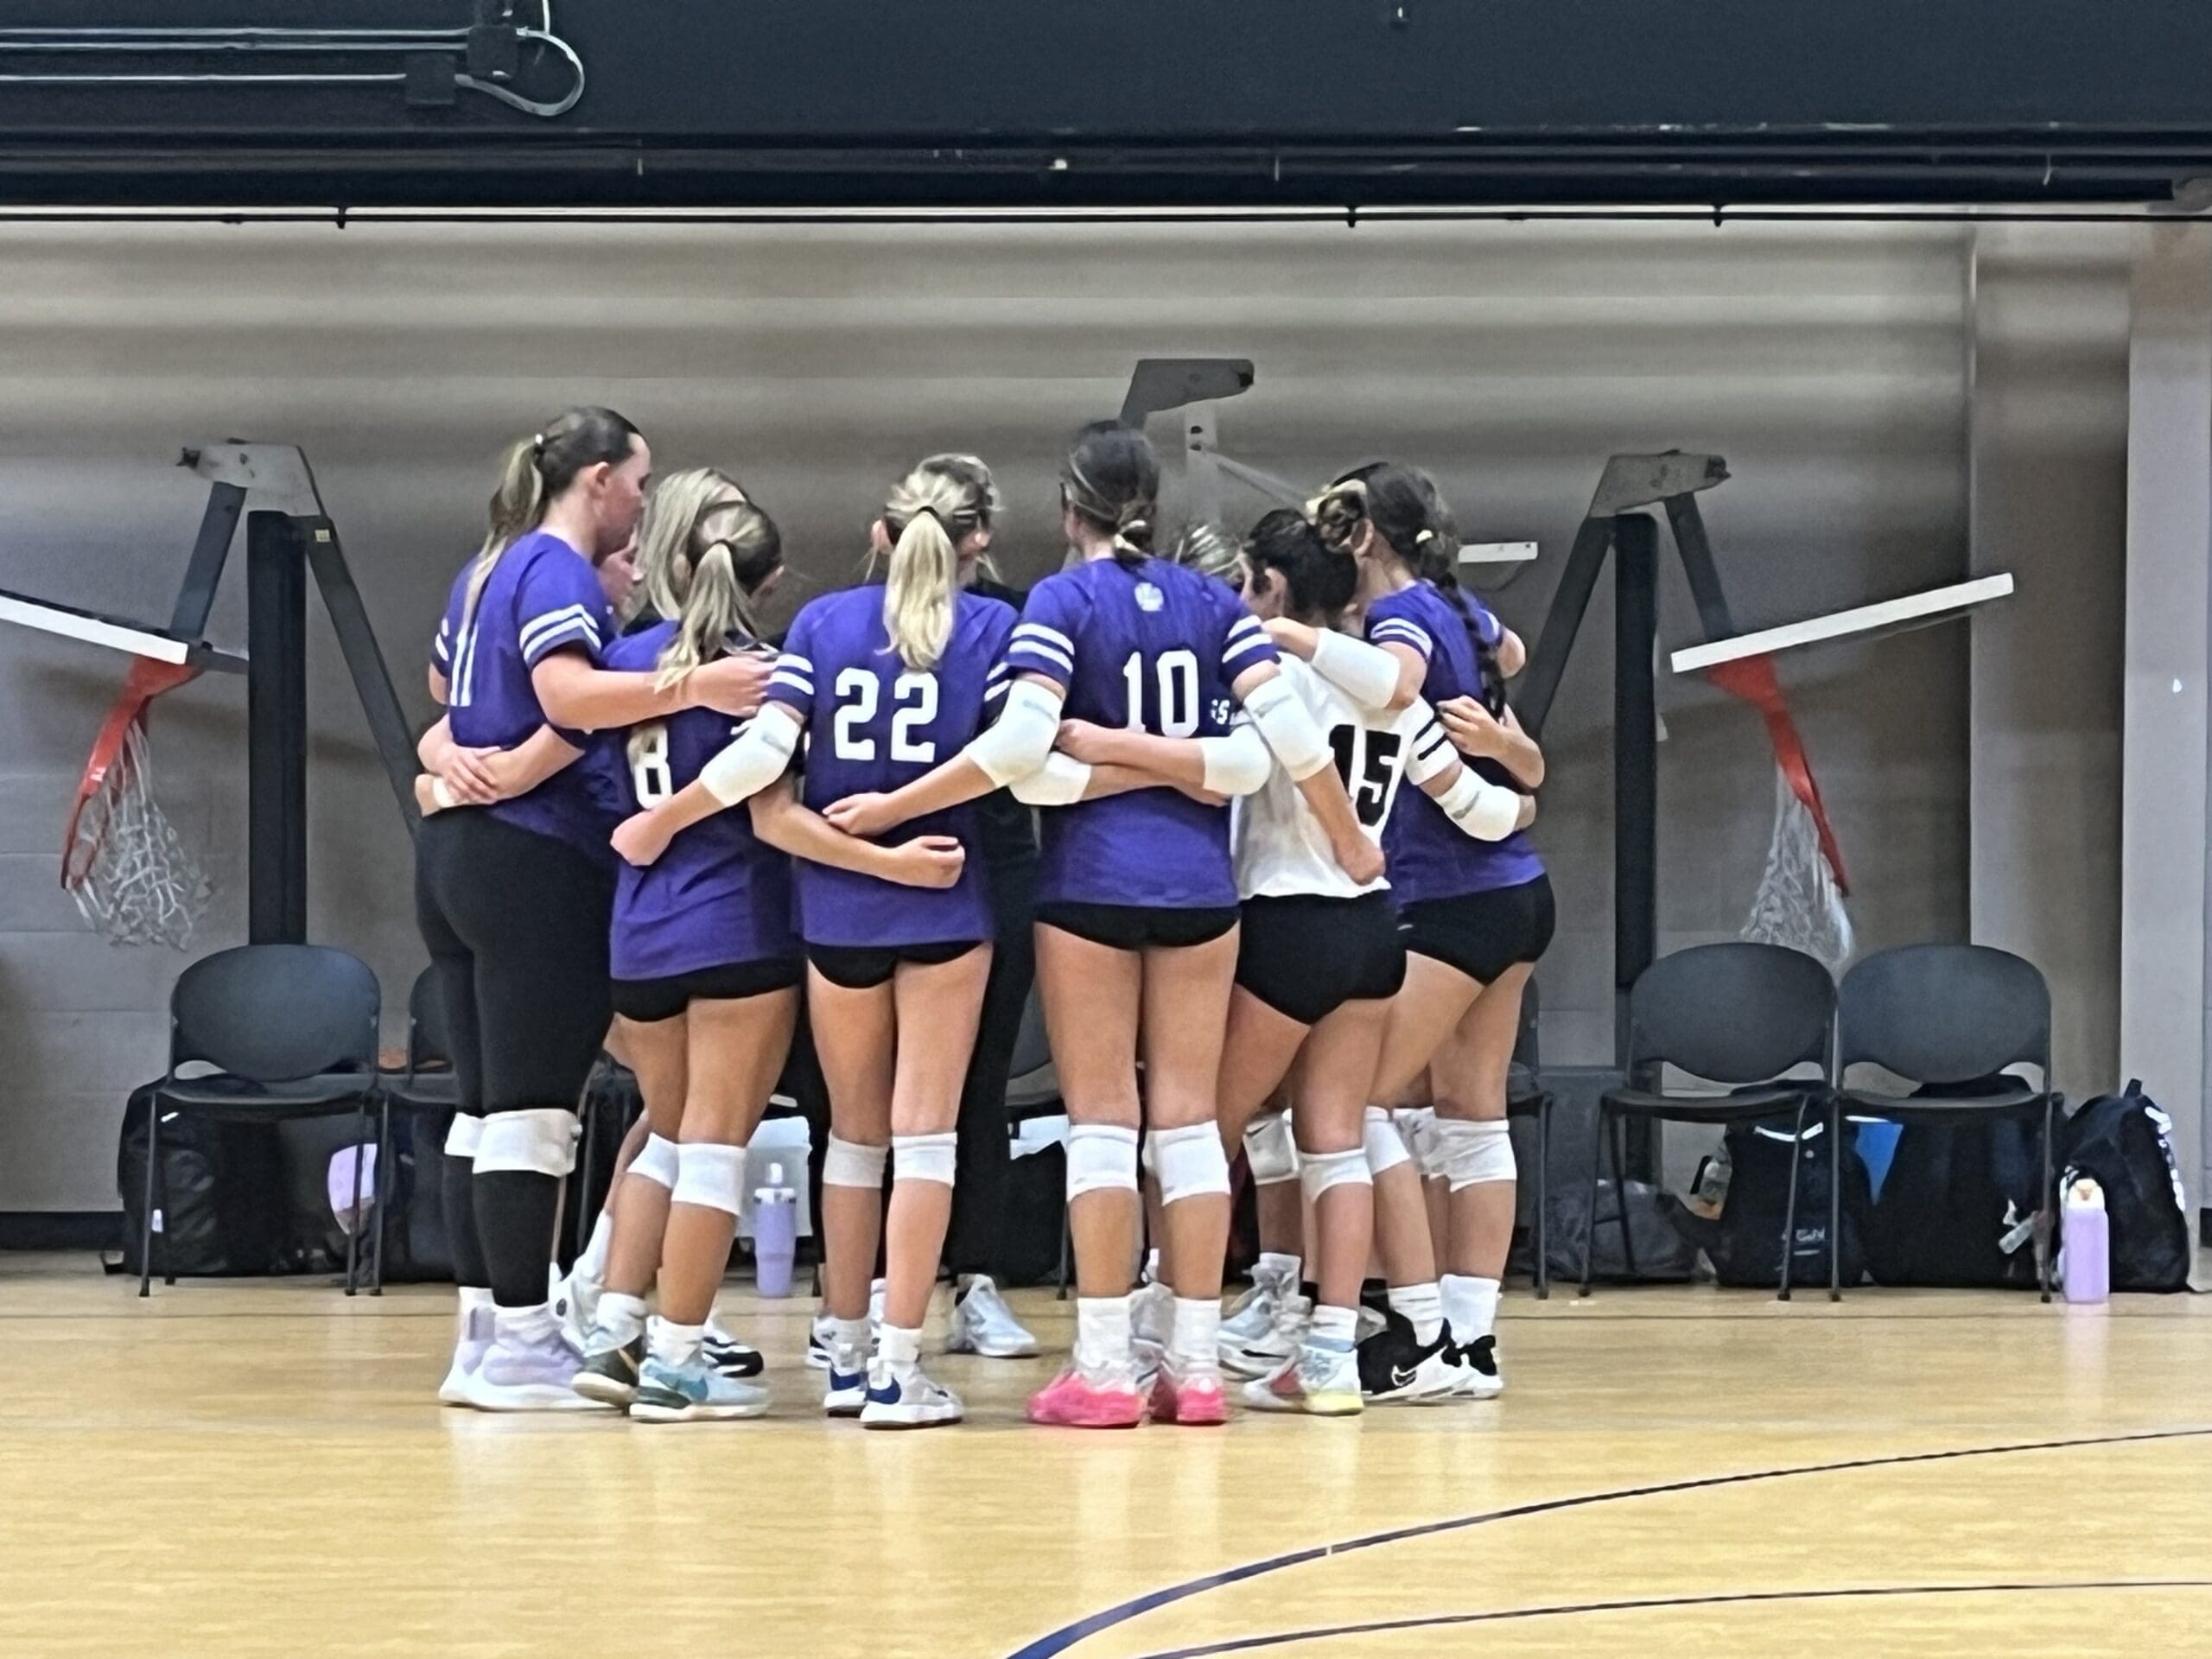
1241, 673, 1332, 782
1010, 749, 1093, 806
966, 679, 1063, 787
699, 712, 799, 806
1310, 629, 1402, 710
1198, 723, 1273, 796
1434, 766, 1522, 841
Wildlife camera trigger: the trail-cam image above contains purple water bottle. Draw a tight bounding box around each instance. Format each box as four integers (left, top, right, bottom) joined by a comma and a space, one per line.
2062, 1177, 2109, 1305
753, 1159, 798, 1298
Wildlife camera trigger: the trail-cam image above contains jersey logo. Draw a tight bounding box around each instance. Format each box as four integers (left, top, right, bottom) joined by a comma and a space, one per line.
1210, 698, 1233, 727
1133, 582, 1164, 613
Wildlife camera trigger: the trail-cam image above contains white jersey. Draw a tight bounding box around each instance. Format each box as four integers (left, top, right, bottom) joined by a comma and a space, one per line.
1236, 655, 1448, 899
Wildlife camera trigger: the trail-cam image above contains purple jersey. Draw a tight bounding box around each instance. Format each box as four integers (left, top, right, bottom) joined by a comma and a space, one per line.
1366, 582, 1544, 902
601, 624, 795, 980
435, 530, 626, 860
764, 586, 1016, 949
1001, 556, 1279, 909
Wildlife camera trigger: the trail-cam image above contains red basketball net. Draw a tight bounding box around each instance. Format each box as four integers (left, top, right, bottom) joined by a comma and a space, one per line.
61, 658, 211, 950
1707, 653, 1853, 969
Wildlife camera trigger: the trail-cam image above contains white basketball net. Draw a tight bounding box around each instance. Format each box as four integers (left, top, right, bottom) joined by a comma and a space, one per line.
1739, 766, 1853, 969
64, 720, 212, 950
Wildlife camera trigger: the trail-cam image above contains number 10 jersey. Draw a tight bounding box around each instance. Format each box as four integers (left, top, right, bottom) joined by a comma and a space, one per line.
765, 584, 1016, 948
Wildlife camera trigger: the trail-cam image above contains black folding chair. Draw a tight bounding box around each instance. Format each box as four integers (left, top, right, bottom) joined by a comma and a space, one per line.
1582, 942, 1834, 1297
1504, 981, 1556, 1298
146, 944, 384, 1297
1831, 943, 2060, 1303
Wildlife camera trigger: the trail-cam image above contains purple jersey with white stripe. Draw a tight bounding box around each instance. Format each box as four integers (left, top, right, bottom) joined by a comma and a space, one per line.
601, 623, 795, 981
764, 586, 1016, 949
435, 530, 625, 860
1001, 555, 1279, 910
1366, 582, 1544, 902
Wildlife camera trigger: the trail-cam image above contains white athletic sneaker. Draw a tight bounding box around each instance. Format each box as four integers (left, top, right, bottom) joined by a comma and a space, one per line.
806, 1281, 885, 1370
861, 1361, 964, 1428
944, 1275, 1039, 1358
437, 1303, 493, 1407
1244, 1339, 1364, 1416
464, 1319, 607, 1413
552, 1266, 602, 1357
823, 1339, 870, 1417
1222, 1290, 1310, 1380
1218, 1274, 1284, 1351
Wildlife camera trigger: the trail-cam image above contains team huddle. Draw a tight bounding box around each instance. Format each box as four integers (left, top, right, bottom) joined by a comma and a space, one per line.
413, 407, 1553, 1429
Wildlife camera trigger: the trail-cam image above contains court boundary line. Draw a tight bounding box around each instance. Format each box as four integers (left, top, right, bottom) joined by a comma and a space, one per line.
1003, 1426, 2212, 1659
1128, 1579, 2212, 1657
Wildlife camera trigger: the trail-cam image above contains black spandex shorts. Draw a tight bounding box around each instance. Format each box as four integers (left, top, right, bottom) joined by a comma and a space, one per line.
1034, 901, 1241, 951
1399, 874, 1556, 986
807, 938, 985, 991
1235, 890, 1406, 1027
609, 957, 803, 1023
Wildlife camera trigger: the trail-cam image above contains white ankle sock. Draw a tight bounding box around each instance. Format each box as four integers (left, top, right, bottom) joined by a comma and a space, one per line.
1309, 1304, 1358, 1348
495, 1301, 556, 1343
1441, 1274, 1501, 1344
1075, 1296, 1134, 1374
648, 1316, 704, 1366
577, 1212, 613, 1281
1169, 1298, 1221, 1371
597, 1292, 647, 1345
1388, 1283, 1445, 1345
1255, 1251, 1300, 1288
879, 1324, 922, 1372
830, 1315, 870, 1357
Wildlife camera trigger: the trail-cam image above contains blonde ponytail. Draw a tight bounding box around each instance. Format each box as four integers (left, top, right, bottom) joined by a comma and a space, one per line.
629, 467, 783, 716
877, 454, 997, 672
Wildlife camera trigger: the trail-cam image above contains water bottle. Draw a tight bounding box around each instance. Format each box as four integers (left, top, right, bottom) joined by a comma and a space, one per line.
752, 1159, 798, 1299
2062, 1176, 2109, 1305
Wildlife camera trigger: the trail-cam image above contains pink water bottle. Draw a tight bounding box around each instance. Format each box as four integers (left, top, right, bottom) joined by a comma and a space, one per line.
752, 1160, 798, 1298
2062, 1177, 2109, 1305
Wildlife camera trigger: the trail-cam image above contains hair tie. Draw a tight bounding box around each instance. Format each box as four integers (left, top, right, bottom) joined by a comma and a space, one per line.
1414, 528, 1437, 546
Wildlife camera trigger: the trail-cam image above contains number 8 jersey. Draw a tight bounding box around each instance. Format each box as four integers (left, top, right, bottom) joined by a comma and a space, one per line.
1002, 556, 1279, 910
765, 584, 1017, 947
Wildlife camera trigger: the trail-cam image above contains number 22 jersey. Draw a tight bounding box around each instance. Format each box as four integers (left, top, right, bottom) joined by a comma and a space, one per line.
1001, 556, 1279, 910
764, 585, 1016, 949
601, 623, 795, 982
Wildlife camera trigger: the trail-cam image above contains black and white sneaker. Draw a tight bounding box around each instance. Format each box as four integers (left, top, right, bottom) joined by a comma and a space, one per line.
703, 1317, 765, 1380
1357, 1316, 1460, 1404
1449, 1334, 1503, 1399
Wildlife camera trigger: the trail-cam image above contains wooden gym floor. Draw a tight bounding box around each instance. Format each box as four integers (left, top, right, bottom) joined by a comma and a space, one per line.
2, 1253, 2208, 1659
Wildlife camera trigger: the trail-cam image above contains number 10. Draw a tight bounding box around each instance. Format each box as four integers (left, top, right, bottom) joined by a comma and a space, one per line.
1122, 649, 1200, 738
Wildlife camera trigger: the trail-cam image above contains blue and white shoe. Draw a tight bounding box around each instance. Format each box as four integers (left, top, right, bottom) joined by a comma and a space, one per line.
628, 1352, 771, 1423
860, 1362, 963, 1429
823, 1341, 869, 1418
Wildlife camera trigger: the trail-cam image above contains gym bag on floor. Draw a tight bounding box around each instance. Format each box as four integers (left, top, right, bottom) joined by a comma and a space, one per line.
2060, 1081, 2190, 1293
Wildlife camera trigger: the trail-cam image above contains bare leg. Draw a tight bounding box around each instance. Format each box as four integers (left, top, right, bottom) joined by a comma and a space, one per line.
1034, 924, 1142, 1299
1294, 997, 1389, 1313
1141, 931, 1242, 1306
807, 967, 896, 1324
658, 990, 798, 1325
1370, 954, 1483, 1104
881, 947, 993, 1333
1430, 963, 1533, 1284
603, 1014, 686, 1300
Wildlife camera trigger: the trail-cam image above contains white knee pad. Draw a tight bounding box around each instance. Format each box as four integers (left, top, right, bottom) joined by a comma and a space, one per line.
670, 1141, 745, 1216
1435, 1117, 1516, 1192
1065, 1123, 1141, 1200
474, 1107, 577, 1179
1242, 1111, 1300, 1185
1298, 1145, 1372, 1203
1151, 1122, 1232, 1206
823, 1134, 889, 1190
443, 1113, 484, 1160
893, 1130, 959, 1188
1363, 1105, 1413, 1176
631, 1132, 681, 1192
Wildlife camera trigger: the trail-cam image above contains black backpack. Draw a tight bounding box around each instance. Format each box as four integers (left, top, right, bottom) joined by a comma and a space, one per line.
1688, 1119, 1870, 1290
1866, 1083, 2049, 1288
2060, 1081, 2191, 1293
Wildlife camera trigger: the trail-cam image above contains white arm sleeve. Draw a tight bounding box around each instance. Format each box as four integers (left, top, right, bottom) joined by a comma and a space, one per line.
698, 709, 800, 806
1198, 722, 1273, 797
1401, 702, 1460, 788
1239, 672, 1332, 782
1431, 766, 1522, 842
1009, 749, 1093, 807
964, 677, 1064, 787
1309, 629, 1403, 711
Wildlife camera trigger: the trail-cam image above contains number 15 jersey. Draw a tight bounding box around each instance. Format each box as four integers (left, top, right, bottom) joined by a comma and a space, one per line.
764, 584, 1016, 948
1001, 556, 1279, 910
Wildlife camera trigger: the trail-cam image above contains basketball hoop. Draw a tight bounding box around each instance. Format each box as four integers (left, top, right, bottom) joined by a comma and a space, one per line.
62, 658, 213, 950
1707, 653, 1853, 969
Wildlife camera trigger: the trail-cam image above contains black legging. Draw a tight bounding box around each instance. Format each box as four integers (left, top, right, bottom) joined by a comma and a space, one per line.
416, 810, 613, 1306
944, 850, 1037, 1278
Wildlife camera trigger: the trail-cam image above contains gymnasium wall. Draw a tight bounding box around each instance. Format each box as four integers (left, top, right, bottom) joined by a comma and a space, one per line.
0, 217, 2002, 1211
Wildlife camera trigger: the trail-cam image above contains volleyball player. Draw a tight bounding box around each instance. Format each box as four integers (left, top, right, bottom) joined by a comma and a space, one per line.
1316, 463, 1551, 1401
824, 422, 1373, 1428
416, 410, 772, 1411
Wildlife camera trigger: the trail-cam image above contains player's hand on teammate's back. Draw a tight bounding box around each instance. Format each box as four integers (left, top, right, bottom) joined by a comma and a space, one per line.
436, 746, 505, 805
611, 808, 675, 868
1437, 696, 1504, 759
885, 835, 967, 890
688, 654, 771, 717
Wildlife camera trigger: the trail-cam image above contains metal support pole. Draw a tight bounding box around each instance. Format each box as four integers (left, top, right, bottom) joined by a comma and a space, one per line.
1613, 513, 1659, 1073
246, 510, 308, 944
166, 480, 245, 639
301, 517, 421, 830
